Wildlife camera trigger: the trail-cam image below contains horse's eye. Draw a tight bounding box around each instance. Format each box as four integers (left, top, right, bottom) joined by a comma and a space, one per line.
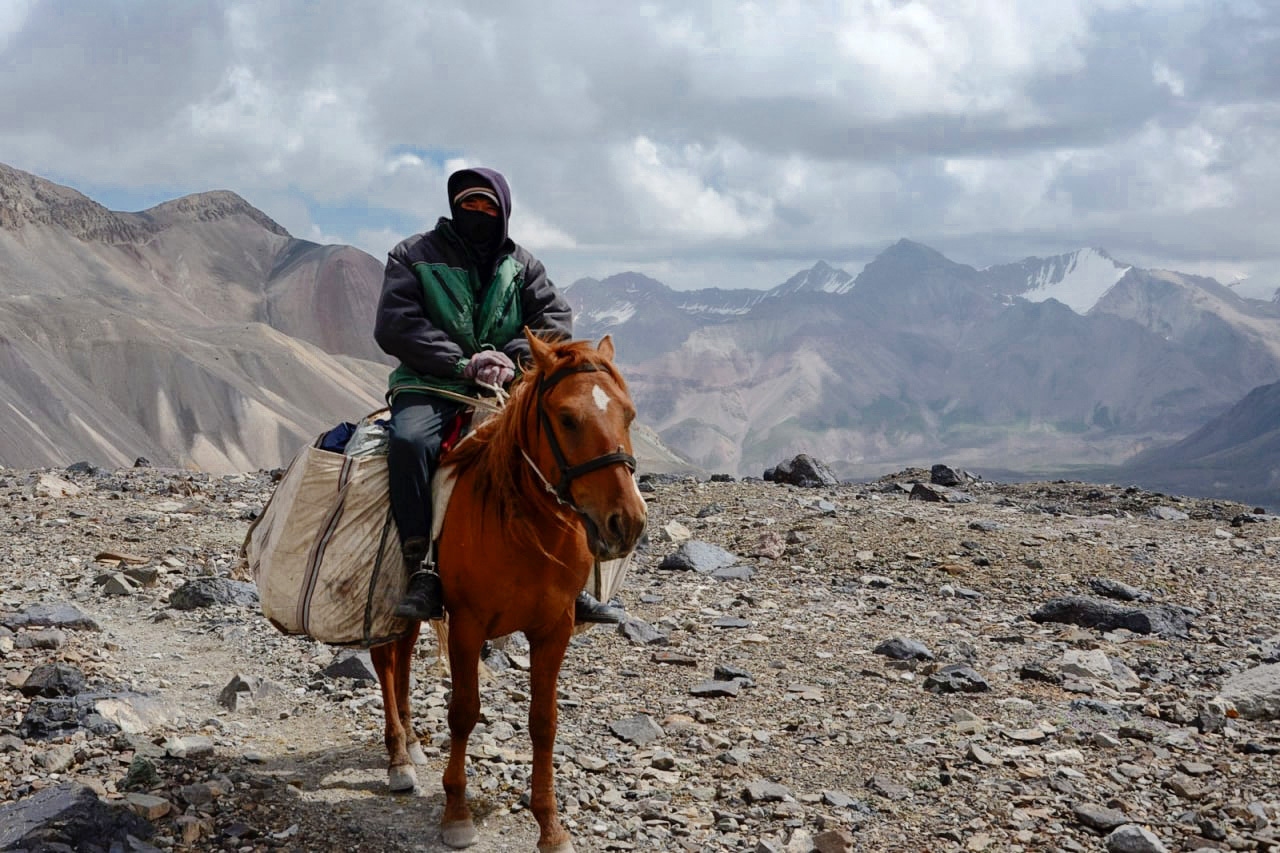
559, 413, 578, 431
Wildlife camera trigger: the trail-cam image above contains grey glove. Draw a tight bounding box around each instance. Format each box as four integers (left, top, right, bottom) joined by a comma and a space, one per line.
463, 350, 516, 386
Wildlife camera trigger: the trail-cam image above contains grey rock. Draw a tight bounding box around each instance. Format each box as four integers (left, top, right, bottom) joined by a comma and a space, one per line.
14, 628, 66, 650
36, 744, 76, 773
164, 735, 215, 759
19, 695, 120, 740
1105, 823, 1169, 853
0, 603, 100, 632
873, 636, 934, 661
712, 617, 752, 629
1074, 803, 1130, 832
659, 540, 747, 575
618, 618, 669, 646
923, 664, 990, 694
609, 714, 663, 746
930, 464, 973, 487
121, 756, 162, 791
0, 782, 154, 851
321, 649, 377, 682
712, 564, 756, 580
867, 774, 911, 801
743, 780, 791, 803
168, 578, 258, 610
1220, 662, 1280, 720
690, 680, 741, 698
217, 674, 281, 711
908, 483, 944, 502
1148, 506, 1189, 521
1088, 577, 1150, 602
713, 664, 754, 685
1030, 596, 1191, 638
20, 663, 86, 698
763, 454, 839, 487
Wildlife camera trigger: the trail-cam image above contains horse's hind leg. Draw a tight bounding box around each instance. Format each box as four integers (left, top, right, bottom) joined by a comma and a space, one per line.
396, 625, 428, 766
371, 641, 417, 792
528, 620, 574, 852
441, 618, 483, 849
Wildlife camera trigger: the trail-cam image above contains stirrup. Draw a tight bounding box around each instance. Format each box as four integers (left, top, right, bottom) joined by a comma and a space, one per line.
396, 566, 443, 622
574, 590, 624, 625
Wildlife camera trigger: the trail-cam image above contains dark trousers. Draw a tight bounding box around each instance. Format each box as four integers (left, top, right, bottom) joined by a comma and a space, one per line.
387, 392, 464, 556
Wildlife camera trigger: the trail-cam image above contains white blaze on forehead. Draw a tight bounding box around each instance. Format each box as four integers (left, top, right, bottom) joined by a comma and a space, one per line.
592, 384, 611, 412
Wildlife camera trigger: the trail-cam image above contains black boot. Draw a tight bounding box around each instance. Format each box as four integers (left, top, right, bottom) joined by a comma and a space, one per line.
574, 590, 624, 624
396, 565, 443, 621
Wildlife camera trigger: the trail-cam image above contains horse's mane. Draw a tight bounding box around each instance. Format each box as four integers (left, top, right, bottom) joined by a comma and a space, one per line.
443, 340, 628, 559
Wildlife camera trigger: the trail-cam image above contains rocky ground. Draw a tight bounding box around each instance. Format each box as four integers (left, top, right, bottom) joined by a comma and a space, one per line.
1, 460, 1279, 853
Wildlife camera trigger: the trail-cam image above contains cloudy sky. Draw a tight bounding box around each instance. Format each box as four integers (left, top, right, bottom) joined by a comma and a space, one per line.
2, 0, 1278, 293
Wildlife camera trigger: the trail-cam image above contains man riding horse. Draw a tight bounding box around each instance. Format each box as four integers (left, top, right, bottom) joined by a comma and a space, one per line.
373, 167, 624, 625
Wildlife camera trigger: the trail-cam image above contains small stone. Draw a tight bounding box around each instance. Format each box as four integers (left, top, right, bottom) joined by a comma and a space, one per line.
1148, 506, 1189, 521
743, 780, 791, 803
321, 649, 378, 682
923, 665, 990, 694
36, 744, 75, 773
609, 715, 663, 746
813, 828, 855, 852
1088, 577, 1149, 602
14, 628, 66, 650
966, 743, 997, 765
618, 618, 669, 646
873, 636, 934, 661
1059, 649, 1114, 681
164, 735, 215, 759
712, 617, 752, 629
659, 541, 744, 574
652, 651, 697, 666
125, 793, 172, 820
868, 774, 911, 801
691, 680, 740, 698
1074, 803, 1131, 832
168, 578, 258, 610
20, 663, 86, 698
1105, 823, 1169, 853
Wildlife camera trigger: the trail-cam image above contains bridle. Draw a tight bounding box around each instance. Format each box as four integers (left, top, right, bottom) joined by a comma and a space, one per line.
520, 363, 637, 512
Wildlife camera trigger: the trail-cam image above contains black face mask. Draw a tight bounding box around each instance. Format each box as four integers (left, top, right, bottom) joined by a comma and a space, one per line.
454, 208, 504, 260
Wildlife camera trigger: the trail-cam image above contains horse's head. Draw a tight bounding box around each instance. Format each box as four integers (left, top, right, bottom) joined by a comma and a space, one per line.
526, 331, 648, 560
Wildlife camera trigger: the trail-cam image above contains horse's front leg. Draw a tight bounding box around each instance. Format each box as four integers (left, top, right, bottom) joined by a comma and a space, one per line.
370, 641, 416, 792
528, 617, 574, 853
441, 618, 484, 849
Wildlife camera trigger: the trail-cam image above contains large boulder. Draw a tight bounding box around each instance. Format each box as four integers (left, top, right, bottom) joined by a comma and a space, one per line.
1030, 596, 1191, 638
1220, 663, 1280, 720
763, 454, 839, 487
168, 578, 259, 610
0, 782, 153, 850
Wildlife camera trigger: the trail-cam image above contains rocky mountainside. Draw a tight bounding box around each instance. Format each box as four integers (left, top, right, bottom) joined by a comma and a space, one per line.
1117, 380, 1280, 509
1, 463, 1278, 851
0, 163, 692, 477
0, 162, 393, 472
566, 243, 1280, 485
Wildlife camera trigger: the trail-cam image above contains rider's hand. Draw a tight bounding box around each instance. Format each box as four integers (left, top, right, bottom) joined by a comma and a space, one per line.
463, 350, 515, 386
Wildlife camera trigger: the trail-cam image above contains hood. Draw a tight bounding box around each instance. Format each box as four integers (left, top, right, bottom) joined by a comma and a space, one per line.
447, 167, 512, 248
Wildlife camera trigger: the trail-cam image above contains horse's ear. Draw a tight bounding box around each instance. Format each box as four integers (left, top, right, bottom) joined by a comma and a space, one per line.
525, 328, 554, 369
596, 334, 615, 361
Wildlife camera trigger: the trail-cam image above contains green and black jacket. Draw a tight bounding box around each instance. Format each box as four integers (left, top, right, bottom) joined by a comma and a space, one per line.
374, 218, 572, 402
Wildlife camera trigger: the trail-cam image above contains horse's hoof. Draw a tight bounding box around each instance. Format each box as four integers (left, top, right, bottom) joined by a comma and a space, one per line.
407, 741, 429, 766
536, 841, 575, 853
441, 820, 479, 849
388, 763, 418, 792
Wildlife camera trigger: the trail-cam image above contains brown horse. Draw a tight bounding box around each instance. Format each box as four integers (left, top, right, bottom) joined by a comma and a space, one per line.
370, 332, 647, 852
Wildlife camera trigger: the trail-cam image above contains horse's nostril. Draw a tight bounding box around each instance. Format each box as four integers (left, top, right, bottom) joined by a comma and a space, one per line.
606, 512, 625, 543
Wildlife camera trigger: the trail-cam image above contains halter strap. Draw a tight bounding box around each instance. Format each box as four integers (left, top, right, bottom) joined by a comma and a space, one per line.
528, 363, 637, 509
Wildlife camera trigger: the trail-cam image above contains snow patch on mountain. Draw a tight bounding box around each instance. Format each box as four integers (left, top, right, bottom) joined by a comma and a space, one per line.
773, 261, 856, 296
588, 301, 637, 326
1021, 249, 1130, 314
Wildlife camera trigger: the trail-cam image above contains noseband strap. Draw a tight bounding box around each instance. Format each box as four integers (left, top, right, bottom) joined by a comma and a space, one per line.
531, 363, 637, 509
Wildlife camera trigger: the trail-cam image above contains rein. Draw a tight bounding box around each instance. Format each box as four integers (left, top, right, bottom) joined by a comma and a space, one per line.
526, 364, 637, 512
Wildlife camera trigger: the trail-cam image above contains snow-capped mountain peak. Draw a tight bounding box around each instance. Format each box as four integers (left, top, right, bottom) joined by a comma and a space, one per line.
1018, 248, 1131, 314
773, 261, 856, 296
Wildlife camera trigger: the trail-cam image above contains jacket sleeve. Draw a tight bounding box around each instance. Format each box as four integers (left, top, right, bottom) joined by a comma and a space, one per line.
503, 256, 573, 366
374, 251, 468, 378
